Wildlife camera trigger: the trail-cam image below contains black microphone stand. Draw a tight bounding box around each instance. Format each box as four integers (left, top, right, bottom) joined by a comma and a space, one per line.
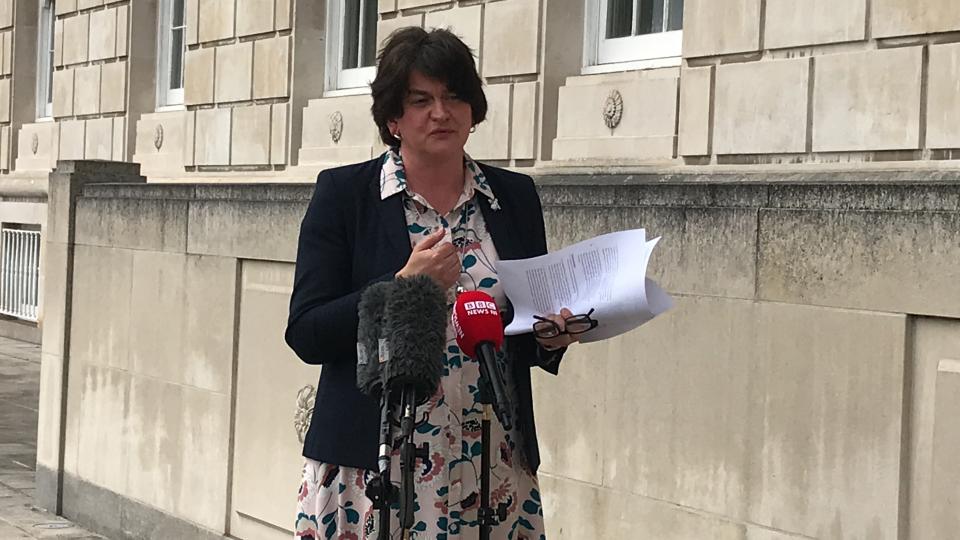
476, 361, 510, 540
398, 385, 429, 539
365, 385, 430, 540
366, 388, 397, 540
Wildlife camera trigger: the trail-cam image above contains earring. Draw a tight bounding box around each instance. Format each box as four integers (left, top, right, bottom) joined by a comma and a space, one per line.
394, 131, 401, 140
470, 126, 476, 133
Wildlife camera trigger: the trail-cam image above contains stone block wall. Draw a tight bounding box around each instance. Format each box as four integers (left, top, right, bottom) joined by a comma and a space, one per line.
0, 0, 15, 171
531, 175, 960, 540
38, 170, 319, 539
673, 0, 960, 165
555, 0, 960, 165
133, 0, 314, 179
2, 0, 960, 177
14, 0, 131, 172
299, 0, 583, 168
37, 167, 960, 539
0, 0, 317, 179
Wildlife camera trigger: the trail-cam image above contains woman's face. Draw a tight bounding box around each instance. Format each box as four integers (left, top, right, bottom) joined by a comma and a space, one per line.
388, 70, 473, 159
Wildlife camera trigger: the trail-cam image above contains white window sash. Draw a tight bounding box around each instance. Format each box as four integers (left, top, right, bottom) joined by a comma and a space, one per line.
36, 0, 55, 120
326, 0, 377, 92
166, 87, 184, 106
325, 0, 344, 91
584, 0, 683, 68
338, 66, 376, 90
597, 29, 682, 64
156, 0, 185, 108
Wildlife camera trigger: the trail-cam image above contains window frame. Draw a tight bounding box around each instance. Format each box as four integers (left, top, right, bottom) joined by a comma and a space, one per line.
583, 0, 683, 72
156, 0, 185, 108
325, 0, 377, 93
36, 0, 56, 120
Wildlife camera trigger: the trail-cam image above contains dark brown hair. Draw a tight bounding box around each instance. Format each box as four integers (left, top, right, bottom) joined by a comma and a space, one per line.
371, 27, 487, 148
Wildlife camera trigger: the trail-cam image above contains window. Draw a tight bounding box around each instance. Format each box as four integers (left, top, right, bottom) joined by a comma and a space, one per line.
326, 0, 378, 92
157, 0, 185, 107
585, 0, 683, 70
36, 0, 55, 119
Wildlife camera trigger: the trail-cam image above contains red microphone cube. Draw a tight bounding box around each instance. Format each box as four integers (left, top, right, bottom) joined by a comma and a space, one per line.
451, 290, 504, 357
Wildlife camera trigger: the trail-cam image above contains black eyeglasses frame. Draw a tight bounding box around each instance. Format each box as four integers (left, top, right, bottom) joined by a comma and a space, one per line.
532, 308, 598, 339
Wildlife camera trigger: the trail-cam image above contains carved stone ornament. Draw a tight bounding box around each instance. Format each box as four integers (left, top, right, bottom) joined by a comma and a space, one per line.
329, 111, 344, 143
31, 134, 39, 155
154, 124, 164, 151
294, 385, 316, 444
602, 90, 624, 129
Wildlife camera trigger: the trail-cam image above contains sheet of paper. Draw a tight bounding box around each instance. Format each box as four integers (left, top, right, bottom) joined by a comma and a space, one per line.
498, 228, 673, 342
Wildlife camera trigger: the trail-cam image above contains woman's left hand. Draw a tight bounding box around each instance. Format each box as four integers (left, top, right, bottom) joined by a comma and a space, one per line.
534, 308, 580, 351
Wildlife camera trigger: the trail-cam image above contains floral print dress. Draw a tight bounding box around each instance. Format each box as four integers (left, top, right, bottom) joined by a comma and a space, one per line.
294, 150, 546, 540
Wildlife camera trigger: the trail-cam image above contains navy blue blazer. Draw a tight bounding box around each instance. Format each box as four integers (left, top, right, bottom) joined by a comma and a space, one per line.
285, 155, 564, 474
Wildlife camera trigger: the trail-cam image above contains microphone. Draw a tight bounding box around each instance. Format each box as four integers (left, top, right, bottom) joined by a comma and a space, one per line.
452, 291, 513, 430
356, 281, 393, 398
380, 275, 447, 531
382, 275, 447, 405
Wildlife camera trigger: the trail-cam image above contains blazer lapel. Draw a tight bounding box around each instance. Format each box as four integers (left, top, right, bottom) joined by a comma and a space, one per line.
477, 183, 526, 261
371, 178, 412, 272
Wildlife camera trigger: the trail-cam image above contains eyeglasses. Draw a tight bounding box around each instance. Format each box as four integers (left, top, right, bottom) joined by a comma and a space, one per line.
532, 309, 598, 339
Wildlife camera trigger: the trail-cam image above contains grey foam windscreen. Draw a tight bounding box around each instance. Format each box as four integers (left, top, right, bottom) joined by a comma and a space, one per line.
356, 280, 394, 398
382, 275, 447, 404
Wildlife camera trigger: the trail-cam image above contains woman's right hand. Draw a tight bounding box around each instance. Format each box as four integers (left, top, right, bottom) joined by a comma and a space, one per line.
395, 228, 460, 289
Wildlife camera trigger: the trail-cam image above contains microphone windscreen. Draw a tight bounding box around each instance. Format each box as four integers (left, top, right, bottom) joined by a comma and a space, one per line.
356, 281, 393, 398
452, 290, 504, 358
382, 275, 447, 404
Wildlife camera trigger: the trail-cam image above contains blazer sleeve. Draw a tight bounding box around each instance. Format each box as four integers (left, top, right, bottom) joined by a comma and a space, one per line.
284, 170, 392, 365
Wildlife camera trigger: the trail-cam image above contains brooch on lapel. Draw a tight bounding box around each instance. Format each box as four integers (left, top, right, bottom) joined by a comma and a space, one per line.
490, 198, 501, 211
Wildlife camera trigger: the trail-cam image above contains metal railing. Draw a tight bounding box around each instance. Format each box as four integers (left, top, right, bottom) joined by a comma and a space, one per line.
0, 228, 41, 322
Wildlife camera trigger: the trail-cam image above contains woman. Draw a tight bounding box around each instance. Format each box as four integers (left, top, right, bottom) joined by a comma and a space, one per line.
286, 27, 579, 539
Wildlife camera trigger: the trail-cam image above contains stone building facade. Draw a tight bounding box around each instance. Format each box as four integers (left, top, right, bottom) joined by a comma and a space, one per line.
5, 0, 960, 539
0, 0, 955, 182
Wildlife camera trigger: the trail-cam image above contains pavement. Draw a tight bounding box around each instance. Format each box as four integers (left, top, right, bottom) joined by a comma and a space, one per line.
0, 336, 106, 539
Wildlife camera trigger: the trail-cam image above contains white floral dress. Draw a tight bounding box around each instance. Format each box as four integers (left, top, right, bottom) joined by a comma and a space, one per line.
294, 150, 546, 540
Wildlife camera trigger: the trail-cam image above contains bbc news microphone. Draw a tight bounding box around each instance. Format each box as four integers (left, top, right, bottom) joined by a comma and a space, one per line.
452, 290, 513, 430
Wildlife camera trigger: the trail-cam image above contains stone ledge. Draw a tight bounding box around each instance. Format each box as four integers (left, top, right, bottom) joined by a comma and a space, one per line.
75, 198, 189, 252
757, 208, 960, 317
81, 183, 314, 202
54, 160, 142, 177
538, 183, 769, 209
82, 183, 199, 200
0, 317, 40, 344
56, 469, 225, 540
534, 169, 960, 186
75, 171, 960, 213
535, 181, 960, 212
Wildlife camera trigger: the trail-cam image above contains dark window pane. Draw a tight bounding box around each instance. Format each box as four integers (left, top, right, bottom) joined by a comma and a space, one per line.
47, 5, 56, 53
46, 3, 56, 106
605, 0, 633, 39
173, 0, 185, 27
47, 52, 54, 104
667, 0, 683, 30
361, 0, 377, 66
637, 0, 664, 35
342, 0, 361, 69
170, 28, 184, 89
